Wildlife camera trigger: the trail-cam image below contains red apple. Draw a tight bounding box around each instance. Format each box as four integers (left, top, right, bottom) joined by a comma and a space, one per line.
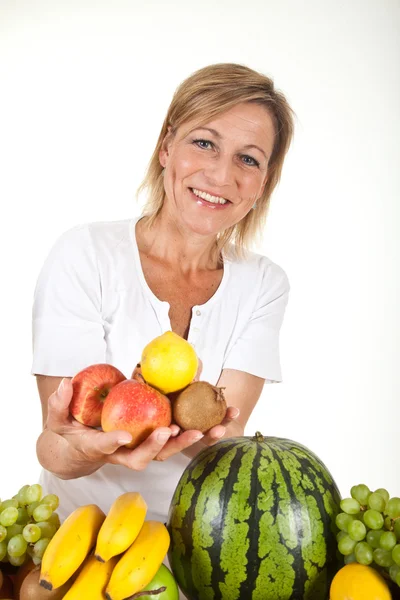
70, 363, 127, 427
101, 379, 172, 449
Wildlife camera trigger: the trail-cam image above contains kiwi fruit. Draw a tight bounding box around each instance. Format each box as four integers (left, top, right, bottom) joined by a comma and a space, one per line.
19, 566, 71, 600
13, 559, 36, 600
172, 381, 227, 432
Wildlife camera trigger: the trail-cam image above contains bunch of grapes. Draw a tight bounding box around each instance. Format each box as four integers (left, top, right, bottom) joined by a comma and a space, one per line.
336, 484, 400, 587
0, 484, 60, 567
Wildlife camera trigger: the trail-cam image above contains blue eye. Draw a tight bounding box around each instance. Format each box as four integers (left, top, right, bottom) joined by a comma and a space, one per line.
241, 155, 260, 167
193, 139, 213, 149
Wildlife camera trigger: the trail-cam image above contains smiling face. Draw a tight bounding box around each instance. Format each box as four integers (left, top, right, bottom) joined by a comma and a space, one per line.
159, 102, 276, 237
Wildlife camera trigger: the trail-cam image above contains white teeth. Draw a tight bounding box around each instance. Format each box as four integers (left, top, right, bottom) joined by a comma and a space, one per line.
192, 188, 227, 205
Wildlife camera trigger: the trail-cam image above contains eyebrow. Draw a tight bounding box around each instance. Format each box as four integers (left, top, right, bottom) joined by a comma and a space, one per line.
192, 126, 268, 160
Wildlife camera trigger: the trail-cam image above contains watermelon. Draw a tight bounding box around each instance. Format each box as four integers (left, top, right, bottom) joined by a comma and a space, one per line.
167, 432, 342, 600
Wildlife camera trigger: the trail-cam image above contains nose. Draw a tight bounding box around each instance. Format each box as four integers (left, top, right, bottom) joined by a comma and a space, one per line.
203, 154, 234, 188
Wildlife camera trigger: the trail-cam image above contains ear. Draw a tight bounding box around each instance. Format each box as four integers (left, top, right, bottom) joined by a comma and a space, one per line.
159, 126, 174, 168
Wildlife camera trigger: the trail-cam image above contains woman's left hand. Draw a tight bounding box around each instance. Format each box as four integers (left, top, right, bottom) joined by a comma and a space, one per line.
201, 405, 241, 443
154, 406, 241, 461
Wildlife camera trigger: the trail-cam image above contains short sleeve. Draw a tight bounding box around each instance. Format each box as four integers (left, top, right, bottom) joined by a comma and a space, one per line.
31, 225, 106, 377
222, 265, 289, 383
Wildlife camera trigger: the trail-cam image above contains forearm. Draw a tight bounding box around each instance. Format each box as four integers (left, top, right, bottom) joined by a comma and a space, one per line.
182, 421, 244, 460
36, 428, 104, 480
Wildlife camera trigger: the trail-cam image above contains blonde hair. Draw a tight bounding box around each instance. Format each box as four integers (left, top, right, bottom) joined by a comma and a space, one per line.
137, 63, 295, 258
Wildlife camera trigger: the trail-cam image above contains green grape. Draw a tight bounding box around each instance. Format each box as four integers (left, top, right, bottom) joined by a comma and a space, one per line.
394, 520, 400, 540
17, 484, 30, 506
0, 540, 7, 561
338, 535, 357, 556
337, 531, 347, 542
344, 552, 356, 565
32, 504, 53, 523
366, 529, 384, 549
380, 531, 397, 551
40, 494, 59, 511
354, 541, 374, 565
351, 484, 371, 506
375, 488, 390, 505
336, 512, 356, 532
8, 552, 26, 566
5, 524, 23, 541
0, 507, 18, 527
47, 512, 61, 529
0, 525, 6, 542
386, 498, 400, 519
348, 520, 367, 542
7, 534, 27, 557
368, 492, 386, 512
22, 523, 42, 543
373, 548, 394, 567
354, 512, 364, 522
392, 544, 400, 566
16, 507, 29, 525
36, 521, 56, 539
33, 537, 50, 560
27, 501, 40, 517
396, 571, 400, 587
25, 484, 42, 504
390, 564, 400, 583
385, 516, 394, 531
340, 498, 361, 515
364, 509, 384, 530
0, 499, 18, 511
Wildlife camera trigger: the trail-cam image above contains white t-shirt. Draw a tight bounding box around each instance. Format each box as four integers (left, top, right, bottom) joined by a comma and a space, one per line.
32, 216, 289, 522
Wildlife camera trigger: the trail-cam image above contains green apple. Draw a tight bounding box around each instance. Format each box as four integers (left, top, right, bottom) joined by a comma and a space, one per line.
140, 564, 179, 599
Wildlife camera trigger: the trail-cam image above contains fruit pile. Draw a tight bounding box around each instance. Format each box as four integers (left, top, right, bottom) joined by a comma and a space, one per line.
336, 484, 400, 589
0, 490, 179, 599
0, 484, 61, 568
40, 491, 177, 600
71, 331, 227, 444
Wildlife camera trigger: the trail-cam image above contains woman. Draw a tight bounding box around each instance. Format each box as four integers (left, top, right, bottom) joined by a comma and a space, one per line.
32, 63, 294, 528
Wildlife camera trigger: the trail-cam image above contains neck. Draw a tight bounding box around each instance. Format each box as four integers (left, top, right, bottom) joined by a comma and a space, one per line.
136, 211, 222, 274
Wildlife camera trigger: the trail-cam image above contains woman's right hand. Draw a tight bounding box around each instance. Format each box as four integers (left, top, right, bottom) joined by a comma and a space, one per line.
46, 378, 204, 472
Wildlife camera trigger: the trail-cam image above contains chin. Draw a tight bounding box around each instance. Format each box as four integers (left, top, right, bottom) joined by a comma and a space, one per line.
180, 210, 227, 238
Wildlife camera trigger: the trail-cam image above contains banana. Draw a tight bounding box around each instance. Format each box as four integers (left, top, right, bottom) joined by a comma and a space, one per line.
95, 492, 147, 563
40, 504, 105, 590
63, 553, 118, 599
105, 520, 170, 600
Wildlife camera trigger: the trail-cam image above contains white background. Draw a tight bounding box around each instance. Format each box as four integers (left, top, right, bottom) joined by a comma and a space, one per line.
0, 0, 399, 504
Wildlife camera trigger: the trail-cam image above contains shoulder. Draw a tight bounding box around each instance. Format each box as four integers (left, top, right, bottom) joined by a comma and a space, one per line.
47, 218, 136, 262
56, 218, 135, 248
225, 245, 289, 296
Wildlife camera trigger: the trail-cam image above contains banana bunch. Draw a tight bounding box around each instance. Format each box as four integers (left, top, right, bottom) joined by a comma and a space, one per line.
38, 491, 172, 599
39, 503, 106, 590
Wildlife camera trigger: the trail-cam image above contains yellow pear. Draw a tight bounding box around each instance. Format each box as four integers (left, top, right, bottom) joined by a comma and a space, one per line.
141, 331, 198, 394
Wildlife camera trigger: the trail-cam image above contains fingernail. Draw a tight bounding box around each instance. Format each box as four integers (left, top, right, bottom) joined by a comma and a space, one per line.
157, 432, 170, 443
193, 433, 204, 441
232, 408, 240, 418
215, 431, 225, 439
58, 378, 65, 393
118, 436, 132, 445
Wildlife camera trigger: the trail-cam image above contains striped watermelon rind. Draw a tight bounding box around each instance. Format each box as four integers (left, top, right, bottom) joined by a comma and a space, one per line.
167, 432, 342, 600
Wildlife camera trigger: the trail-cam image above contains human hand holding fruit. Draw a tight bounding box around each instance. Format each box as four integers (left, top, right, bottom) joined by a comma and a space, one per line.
62, 331, 240, 467
47, 377, 203, 471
